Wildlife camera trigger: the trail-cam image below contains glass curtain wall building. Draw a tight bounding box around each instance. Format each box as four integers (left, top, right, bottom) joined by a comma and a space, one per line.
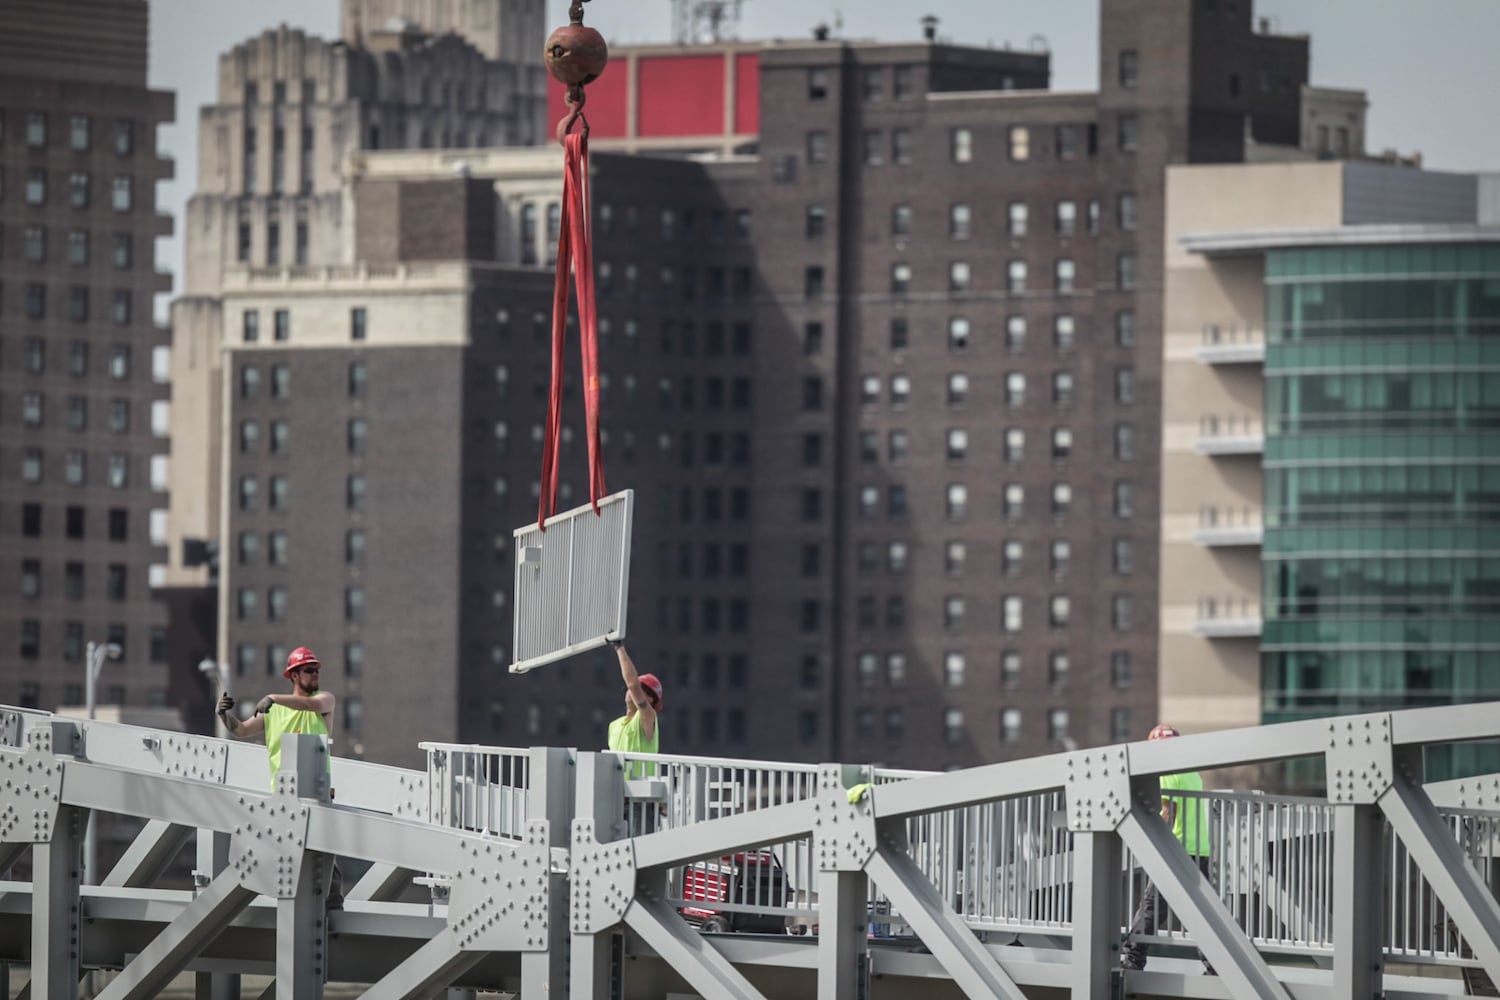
1261, 241, 1500, 776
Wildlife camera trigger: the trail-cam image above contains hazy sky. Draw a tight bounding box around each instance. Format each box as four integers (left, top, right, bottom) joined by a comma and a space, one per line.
149, 0, 1500, 295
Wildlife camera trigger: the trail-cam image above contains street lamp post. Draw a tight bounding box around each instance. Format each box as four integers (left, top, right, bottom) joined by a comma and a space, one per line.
83, 640, 123, 886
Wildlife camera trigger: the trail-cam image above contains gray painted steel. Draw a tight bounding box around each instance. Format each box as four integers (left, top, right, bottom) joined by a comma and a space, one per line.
2, 703, 1500, 998
511, 489, 634, 674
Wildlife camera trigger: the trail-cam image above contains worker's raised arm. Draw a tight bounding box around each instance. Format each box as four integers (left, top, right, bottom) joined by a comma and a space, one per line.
218, 694, 264, 739
613, 640, 656, 741
265, 691, 336, 715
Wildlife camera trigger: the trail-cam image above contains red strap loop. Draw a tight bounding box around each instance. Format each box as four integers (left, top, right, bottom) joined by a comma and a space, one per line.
538, 130, 606, 530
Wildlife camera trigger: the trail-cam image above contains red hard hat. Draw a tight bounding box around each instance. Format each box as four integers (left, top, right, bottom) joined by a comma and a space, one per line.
638, 673, 663, 710
284, 646, 321, 679
1148, 723, 1181, 741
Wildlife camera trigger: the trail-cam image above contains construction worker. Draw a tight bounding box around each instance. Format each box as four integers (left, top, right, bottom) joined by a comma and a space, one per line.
605, 638, 661, 778
1120, 723, 1215, 974
217, 645, 342, 907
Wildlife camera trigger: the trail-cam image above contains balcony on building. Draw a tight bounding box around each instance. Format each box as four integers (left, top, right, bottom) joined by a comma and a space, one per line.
1196, 322, 1266, 365
1196, 414, 1264, 455
1193, 505, 1263, 547
1194, 595, 1263, 638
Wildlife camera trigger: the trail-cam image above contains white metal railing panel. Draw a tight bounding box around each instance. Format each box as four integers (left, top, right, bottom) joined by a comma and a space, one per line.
511, 490, 634, 674
615, 751, 826, 931
421, 742, 532, 838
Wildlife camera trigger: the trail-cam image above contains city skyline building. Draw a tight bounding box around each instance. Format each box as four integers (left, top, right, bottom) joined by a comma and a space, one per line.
0, 0, 177, 716
174, 0, 1397, 771
1159, 159, 1499, 784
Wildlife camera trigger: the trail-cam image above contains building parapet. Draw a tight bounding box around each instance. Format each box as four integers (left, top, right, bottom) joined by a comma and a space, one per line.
1194, 597, 1263, 638
1197, 323, 1266, 364
1196, 415, 1265, 455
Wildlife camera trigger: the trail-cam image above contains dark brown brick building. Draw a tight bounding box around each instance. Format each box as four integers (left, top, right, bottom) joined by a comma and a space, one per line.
0, 0, 176, 715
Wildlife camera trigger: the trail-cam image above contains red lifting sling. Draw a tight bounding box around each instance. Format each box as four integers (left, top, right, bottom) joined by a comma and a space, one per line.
538, 7, 608, 530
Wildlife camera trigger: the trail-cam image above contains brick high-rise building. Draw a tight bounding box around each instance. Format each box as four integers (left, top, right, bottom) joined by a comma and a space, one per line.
174, 0, 1390, 770
0, 0, 175, 715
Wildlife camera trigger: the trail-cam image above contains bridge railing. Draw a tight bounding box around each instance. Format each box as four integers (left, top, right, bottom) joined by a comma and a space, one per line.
419, 740, 533, 837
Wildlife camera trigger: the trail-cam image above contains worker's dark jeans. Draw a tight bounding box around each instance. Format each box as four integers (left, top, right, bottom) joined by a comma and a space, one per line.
1122, 855, 1214, 970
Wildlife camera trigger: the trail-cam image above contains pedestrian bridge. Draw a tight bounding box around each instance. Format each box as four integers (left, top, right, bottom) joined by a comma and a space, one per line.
2, 702, 1498, 999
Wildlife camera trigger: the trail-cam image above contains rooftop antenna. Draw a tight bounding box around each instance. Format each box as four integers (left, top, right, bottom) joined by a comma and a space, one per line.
670, 0, 748, 43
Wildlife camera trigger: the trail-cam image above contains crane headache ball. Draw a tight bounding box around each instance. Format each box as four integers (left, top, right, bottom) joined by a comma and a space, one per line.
545, 24, 608, 88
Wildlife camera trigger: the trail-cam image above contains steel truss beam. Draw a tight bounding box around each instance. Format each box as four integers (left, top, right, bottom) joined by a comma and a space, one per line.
865, 843, 1028, 1000
1380, 762, 1500, 985
1070, 831, 1122, 999
624, 893, 770, 1000
94, 869, 256, 1000
1116, 800, 1292, 1000
361, 923, 486, 999
32, 805, 85, 1000
347, 861, 416, 902
103, 819, 193, 888
816, 869, 869, 1000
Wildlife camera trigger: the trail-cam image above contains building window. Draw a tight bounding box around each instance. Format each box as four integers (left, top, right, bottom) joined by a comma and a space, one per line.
1004, 428, 1025, 462
1005, 371, 1026, 407
242, 310, 260, 343
891, 262, 912, 295
1052, 427, 1073, 460
1054, 371, 1075, 404
1056, 200, 1077, 236
1116, 310, 1136, 347
1048, 709, 1070, 745
1002, 596, 1023, 633
64, 451, 86, 486
1115, 423, 1137, 460
946, 484, 968, 520
951, 127, 972, 163
237, 588, 258, 621
111, 290, 132, 325
239, 419, 260, 454
1114, 537, 1135, 575
1002, 540, 1023, 576
1055, 258, 1076, 292
806, 130, 829, 164
1111, 651, 1133, 689
944, 708, 965, 745
25, 226, 47, 263
70, 115, 91, 151
1007, 260, 1027, 293
891, 128, 913, 164
807, 68, 830, 100
1000, 707, 1022, 744
1119, 49, 1139, 89
271, 365, 290, 398
273, 309, 290, 341
1049, 651, 1070, 689
1054, 314, 1076, 350
947, 372, 969, 405
862, 129, 883, 165
111, 177, 133, 212
26, 111, 48, 147
888, 429, 909, 461
893, 64, 914, 98
1052, 482, 1073, 515
1008, 125, 1030, 161
949, 260, 971, 292
345, 587, 365, 623
1115, 366, 1136, 404
804, 266, 825, 298
950, 202, 972, 240
1050, 539, 1072, 576
269, 475, 288, 511
1118, 114, 1139, 152
1112, 594, 1133, 630
1003, 483, 1024, 520
347, 474, 367, 511
1007, 201, 1028, 237
947, 428, 969, 461
1005, 316, 1026, 352
1118, 192, 1138, 231
26, 283, 47, 319
805, 204, 827, 239
1055, 124, 1078, 160
1117, 253, 1138, 289
67, 229, 89, 265
348, 418, 367, 456
944, 651, 965, 687
269, 420, 289, 455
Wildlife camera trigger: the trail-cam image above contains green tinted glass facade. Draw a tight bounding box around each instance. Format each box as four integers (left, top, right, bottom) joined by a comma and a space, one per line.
1262, 243, 1500, 777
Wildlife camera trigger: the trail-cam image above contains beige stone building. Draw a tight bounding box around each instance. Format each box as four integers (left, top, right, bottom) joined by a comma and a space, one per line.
1159, 160, 1483, 749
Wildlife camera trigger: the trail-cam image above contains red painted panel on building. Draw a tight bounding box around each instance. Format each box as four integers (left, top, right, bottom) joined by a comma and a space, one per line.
547, 66, 630, 139
734, 54, 760, 135
638, 55, 725, 137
